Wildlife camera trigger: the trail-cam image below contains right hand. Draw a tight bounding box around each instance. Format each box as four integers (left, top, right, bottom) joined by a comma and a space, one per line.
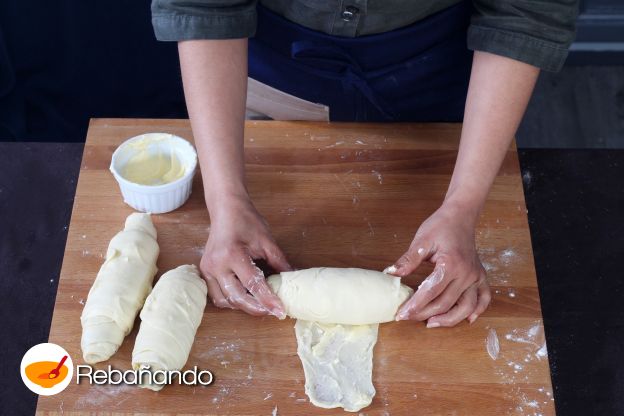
200, 196, 292, 317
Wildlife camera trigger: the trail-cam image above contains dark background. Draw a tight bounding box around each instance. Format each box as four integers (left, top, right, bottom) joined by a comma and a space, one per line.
0, 1, 623, 146
0, 1, 187, 143
1, 1, 623, 416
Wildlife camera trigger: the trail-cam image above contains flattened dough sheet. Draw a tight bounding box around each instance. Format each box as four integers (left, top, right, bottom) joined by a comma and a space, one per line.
295, 320, 378, 412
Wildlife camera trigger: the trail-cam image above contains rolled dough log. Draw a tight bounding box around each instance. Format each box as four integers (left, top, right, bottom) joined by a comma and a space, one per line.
267, 267, 413, 325
295, 320, 378, 412
132, 264, 207, 391
269, 267, 414, 411
80, 213, 159, 364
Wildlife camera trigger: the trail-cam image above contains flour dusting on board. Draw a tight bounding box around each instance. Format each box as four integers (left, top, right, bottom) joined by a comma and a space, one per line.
371, 170, 383, 184
200, 339, 244, 363
76, 384, 134, 409
486, 328, 500, 360
318, 140, 345, 150
478, 246, 520, 285
211, 385, 233, 405
505, 324, 542, 349
199, 337, 264, 410
488, 321, 553, 415
535, 343, 548, 360
282, 207, 297, 216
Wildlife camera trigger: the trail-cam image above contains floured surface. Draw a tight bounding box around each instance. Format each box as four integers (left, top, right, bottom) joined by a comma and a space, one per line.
39, 119, 554, 416
294, 320, 378, 412
487, 328, 500, 360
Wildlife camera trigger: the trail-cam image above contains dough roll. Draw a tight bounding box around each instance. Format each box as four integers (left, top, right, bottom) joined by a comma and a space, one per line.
81, 213, 159, 364
132, 264, 207, 391
268, 267, 413, 325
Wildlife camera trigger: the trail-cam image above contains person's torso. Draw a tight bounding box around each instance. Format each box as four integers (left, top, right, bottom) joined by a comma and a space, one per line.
261, 0, 462, 38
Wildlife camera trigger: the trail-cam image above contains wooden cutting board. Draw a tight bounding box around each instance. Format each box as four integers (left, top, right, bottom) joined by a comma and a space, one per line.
36, 119, 554, 415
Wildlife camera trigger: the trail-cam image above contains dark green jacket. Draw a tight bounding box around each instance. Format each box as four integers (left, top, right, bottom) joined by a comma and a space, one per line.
151, 0, 578, 72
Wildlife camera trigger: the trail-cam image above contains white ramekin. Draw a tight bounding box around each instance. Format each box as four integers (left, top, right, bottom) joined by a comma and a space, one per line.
110, 133, 198, 214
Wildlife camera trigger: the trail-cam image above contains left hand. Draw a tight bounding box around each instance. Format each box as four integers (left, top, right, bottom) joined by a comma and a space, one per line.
386, 202, 491, 327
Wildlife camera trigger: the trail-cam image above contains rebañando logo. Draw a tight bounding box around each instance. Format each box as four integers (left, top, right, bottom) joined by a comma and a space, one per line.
20, 343, 74, 396
21, 343, 214, 395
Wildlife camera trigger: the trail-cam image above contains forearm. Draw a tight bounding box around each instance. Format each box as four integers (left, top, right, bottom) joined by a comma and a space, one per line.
178, 39, 249, 217
444, 51, 539, 224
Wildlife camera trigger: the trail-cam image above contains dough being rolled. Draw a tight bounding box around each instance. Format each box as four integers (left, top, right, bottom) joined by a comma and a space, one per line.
81, 213, 159, 364
269, 267, 413, 412
268, 267, 413, 325
132, 264, 207, 391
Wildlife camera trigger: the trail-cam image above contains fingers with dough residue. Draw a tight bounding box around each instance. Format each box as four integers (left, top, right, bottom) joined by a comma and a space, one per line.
232, 255, 286, 319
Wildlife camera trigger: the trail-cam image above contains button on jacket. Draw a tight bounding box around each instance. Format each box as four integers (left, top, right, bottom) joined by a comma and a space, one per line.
151, 0, 578, 72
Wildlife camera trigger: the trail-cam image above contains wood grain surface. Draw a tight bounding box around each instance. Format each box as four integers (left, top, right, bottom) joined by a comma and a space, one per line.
36, 119, 554, 416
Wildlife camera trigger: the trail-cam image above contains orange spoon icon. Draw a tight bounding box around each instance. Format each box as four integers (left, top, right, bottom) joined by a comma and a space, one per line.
38, 355, 68, 379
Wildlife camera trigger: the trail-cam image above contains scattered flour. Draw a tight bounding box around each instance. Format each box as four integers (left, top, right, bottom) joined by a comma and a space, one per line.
478, 246, 520, 285
200, 339, 244, 362
499, 249, 517, 266
491, 322, 552, 415
371, 170, 383, 184
535, 343, 548, 360
486, 328, 500, 360
211, 385, 233, 405
76, 384, 134, 408
528, 324, 540, 338
319, 141, 345, 150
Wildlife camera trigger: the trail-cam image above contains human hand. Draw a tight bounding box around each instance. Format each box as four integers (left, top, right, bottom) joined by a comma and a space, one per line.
386, 202, 491, 327
200, 196, 292, 318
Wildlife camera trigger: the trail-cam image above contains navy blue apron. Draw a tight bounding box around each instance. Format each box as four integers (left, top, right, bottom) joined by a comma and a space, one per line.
249, 2, 473, 122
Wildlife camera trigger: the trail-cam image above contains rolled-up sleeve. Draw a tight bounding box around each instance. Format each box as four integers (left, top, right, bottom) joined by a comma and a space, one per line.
468, 0, 578, 72
151, 0, 258, 41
